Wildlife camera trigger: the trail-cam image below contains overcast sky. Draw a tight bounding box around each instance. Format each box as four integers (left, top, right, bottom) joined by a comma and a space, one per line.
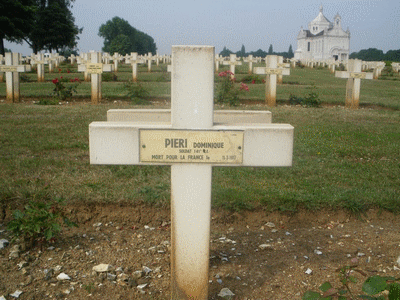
5, 0, 400, 56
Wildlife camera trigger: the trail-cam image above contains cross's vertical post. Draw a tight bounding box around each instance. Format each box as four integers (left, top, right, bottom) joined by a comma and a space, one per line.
170, 46, 214, 300
31, 53, 46, 82
345, 59, 361, 108
265, 55, 278, 106
91, 52, 102, 104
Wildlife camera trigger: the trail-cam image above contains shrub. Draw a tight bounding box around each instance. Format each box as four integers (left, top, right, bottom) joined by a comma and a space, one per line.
303, 88, 321, 107
7, 198, 77, 249
289, 94, 304, 105
215, 70, 249, 106
35, 98, 59, 105
124, 81, 150, 104
51, 77, 81, 100
240, 74, 263, 84
303, 258, 400, 300
20, 74, 30, 82
102, 72, 118, 82
288, 87, 321, 107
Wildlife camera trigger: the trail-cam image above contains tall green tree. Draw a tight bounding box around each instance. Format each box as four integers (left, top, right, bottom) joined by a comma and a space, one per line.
238, 44, 246, 57
25, 0, 82, 53
98, 17, 156, 55
349, 48, 384, 61
268, 44, 274, 54
0, 0, 36, 55
384, 49, 400, 61
288, 44, 294, 58
219, 46, 233, 57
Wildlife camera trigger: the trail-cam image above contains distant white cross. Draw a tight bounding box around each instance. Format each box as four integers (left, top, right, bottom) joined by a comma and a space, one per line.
0, 53, 31, 103
78, 52, 114, 104
254, 55, 290, 106
335, 59, 373, 109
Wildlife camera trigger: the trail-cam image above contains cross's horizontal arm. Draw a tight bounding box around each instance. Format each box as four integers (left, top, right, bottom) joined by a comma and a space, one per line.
89, 122, 293, 167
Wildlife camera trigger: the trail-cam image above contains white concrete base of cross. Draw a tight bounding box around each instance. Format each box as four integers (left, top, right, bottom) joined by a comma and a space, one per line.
335, 59, 373, 109
89, 46, 293, 299
78, 52, 114, 104
254, 55, 290, 106
106, 109, 272, 124
0, 53, 31, 103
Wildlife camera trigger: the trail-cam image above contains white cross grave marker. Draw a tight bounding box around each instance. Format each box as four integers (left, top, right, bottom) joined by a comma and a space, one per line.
0, 53, 31, 103
244, 55, 258, 74
77, 53, 91, 82
30, 53, 47, 82
125, 52, 145, 82
335, 59, 373, 109
143, 52, 156, 72
78, 52, 114, 104
254, 55, 290, 106
391, 62, 400, 74
89, 46, 293, 299
112, 53, 122, 72
277, 56, 290, 84
222, 54, 242, 79
215, 54, 224, 72
68, 54, 76, 65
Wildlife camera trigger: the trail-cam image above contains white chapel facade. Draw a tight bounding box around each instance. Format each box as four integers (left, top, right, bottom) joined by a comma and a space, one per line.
294, 6, 350, 62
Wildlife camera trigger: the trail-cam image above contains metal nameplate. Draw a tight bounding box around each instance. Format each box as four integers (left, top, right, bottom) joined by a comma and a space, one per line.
140, 129, 244, 164
264, 68, 282, 75
86, 63, 103, 74
350, 72, 366, 79
0, 66, 17, 72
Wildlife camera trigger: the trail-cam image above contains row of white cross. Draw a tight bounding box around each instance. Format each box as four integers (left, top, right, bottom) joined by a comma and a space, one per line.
1, 51, 397, 108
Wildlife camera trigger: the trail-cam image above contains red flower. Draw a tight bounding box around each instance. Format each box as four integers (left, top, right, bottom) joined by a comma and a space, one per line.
58, 68, 62, 72
52, 78, 59, 84
240, 83, 249, 91
251, 80, 255, 84
67, 69, 71, 73
218, 71, 227, 77
74, 78, 80, 82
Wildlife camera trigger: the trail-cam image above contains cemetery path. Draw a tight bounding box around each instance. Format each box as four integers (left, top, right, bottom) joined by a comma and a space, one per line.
1, 205, 399, 299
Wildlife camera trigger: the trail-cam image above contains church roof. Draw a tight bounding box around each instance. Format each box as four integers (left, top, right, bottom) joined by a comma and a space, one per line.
311, 11, 331, 25
304, 30, 325, 37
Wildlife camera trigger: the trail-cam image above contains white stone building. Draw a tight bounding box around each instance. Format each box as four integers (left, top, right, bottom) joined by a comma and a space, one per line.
294, 6, 350, 62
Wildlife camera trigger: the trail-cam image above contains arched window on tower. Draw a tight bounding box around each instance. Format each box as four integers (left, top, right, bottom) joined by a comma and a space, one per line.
308, 42, 310, 52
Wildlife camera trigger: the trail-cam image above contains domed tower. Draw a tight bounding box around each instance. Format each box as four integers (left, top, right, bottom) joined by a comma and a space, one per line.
308, 5, 332, 35
295, 6, 350, 62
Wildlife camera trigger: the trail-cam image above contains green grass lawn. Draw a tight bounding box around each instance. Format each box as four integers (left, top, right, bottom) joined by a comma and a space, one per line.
0, 62, 399, 214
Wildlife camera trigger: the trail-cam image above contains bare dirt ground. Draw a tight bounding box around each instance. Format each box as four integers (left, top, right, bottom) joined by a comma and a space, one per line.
1, 204, 399, 300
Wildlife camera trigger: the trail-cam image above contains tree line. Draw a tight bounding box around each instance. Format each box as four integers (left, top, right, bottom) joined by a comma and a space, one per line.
350, 48, 400, 62
0, 0, 82, 55
219, 44, 294, 59
98, 17, 157, 56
